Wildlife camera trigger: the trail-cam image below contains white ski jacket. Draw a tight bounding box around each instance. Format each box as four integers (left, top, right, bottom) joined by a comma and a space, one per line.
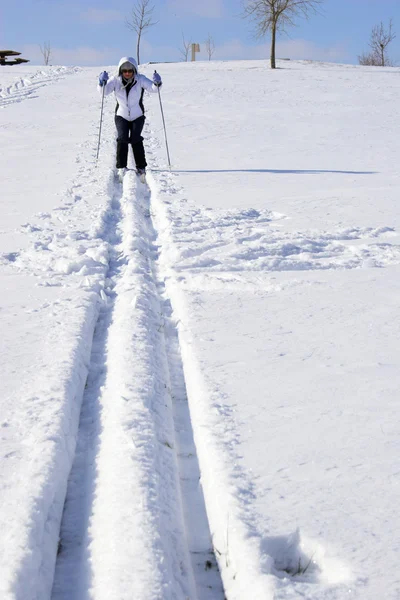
98, 56, 159, 122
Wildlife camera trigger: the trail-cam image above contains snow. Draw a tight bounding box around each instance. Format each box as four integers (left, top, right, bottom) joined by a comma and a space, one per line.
1, 58, 400, 599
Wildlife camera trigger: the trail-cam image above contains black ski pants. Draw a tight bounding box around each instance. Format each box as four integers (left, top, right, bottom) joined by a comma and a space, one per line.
115, 115, 146, 169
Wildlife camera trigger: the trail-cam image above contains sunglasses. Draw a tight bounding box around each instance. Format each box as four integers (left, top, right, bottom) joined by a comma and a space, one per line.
122, 69, 134, 73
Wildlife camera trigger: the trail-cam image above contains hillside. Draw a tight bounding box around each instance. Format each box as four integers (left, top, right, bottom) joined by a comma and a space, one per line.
1, 58, 400, 600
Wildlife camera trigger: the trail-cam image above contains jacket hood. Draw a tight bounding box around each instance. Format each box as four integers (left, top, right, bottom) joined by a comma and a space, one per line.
117, 56, 138, 76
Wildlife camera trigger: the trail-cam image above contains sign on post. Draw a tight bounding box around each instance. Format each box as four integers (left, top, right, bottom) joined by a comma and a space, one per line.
191, 43, 200, 62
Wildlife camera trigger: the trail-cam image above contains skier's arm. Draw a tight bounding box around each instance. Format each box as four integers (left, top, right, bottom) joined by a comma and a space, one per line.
97, 72, 116, 96
98, 78, 116, 96
139, 74, 161, 94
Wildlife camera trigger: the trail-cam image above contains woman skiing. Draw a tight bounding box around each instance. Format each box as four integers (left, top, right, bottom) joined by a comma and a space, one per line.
98, 56, 162, 182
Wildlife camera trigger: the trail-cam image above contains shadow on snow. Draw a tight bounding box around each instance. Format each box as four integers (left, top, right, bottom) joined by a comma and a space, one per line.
168, 169, 376, 175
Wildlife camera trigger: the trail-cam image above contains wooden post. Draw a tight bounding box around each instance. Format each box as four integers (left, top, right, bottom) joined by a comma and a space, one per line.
191, 43, 200, 62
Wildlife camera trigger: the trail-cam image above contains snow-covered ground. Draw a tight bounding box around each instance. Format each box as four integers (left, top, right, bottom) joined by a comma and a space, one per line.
1, 58, 400, 600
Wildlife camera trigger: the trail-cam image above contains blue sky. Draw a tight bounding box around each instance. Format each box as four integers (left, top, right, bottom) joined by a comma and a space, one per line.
2, 0, 400, 66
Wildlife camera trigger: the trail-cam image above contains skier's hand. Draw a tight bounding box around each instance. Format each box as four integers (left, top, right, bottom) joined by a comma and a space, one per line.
98, 71, 109, 87
153, 71, 162, 87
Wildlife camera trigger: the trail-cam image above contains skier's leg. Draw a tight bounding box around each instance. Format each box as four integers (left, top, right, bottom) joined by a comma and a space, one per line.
132, 141, 147, 170
115, 116, 130, 168
130, 116, 147, 170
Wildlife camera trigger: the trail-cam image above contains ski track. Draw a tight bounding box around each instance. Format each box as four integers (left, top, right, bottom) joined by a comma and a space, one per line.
6, 78, 398, 600
0, 67, 80, 108
4, 121, 397, 600
51, 170, 225, 600
2, 61, 400, 600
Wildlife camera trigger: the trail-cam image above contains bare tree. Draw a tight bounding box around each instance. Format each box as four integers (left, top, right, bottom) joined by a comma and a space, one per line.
243, 0, 323, 69
39, 41, 51, 66
126, 0, 157, 65
358, 52, 380, 67
179, 32, 192, 62
205, 33, 216, 61
358, 19, 396, 67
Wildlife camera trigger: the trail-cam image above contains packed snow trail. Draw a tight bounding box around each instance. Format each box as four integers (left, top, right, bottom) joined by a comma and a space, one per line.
3, 59, 400, 600
51, 170, 224, 599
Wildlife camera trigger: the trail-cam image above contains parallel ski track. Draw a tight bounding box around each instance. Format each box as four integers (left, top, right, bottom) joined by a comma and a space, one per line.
144, 180, 226, 600
51, 170, 225, 599
0, 68, 77, 108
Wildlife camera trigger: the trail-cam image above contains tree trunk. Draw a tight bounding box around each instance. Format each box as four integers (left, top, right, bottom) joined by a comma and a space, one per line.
137, 32, 141, 65
270, 23, 276, 69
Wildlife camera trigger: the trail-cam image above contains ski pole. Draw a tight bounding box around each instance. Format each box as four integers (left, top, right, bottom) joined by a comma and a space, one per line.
154, 71, 171, 169
96, 84, 106, 162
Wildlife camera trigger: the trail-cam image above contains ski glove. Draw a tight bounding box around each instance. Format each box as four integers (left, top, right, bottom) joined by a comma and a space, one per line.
98, 71, 109, 87
153, 71, 162, 87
